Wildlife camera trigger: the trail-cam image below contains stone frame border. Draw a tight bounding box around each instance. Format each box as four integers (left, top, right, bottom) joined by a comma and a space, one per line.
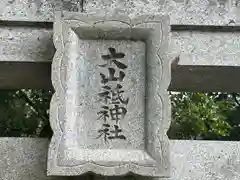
48, 11, 172, 177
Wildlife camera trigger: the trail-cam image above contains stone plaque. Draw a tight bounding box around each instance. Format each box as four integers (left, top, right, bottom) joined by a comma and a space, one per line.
48, 12, 172, 177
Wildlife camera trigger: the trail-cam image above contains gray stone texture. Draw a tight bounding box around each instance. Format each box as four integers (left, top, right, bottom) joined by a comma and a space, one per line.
1, 138, 240, 180
0, 27, 54, 62
171, 31, 240, 66
170, 140, 240, 180
0, 138, 66, 180
0, 0, 54, 22
1, 26, 240, 66
48, 12, 171, 177
1, 0, 240, 25
0, 0, 82, 22
84, 0, 239, 26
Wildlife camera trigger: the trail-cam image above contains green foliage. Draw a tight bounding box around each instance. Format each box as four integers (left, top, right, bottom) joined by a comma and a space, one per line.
0, 89, 240, 140
168, 92, 239, 140
0, 89, 53, 137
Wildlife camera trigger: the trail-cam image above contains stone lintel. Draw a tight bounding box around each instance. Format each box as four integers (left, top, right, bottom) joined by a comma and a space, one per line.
0, 138, 240, 180
0, 0, 239, 26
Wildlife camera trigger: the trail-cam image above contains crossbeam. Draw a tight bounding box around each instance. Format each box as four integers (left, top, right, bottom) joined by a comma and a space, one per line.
0, 138, 239, 180
0, 0, 239, 26
0, 25, 239, 92
0, 61, 239, 93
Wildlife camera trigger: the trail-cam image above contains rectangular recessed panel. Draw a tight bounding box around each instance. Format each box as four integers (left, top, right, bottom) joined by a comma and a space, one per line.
59, 39, 146, 165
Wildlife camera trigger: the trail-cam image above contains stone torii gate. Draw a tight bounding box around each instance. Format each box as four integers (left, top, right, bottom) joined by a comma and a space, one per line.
0, 0, 240, 180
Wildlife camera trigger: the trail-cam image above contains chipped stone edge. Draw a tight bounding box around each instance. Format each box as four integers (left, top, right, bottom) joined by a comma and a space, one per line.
48, 11, 172, 177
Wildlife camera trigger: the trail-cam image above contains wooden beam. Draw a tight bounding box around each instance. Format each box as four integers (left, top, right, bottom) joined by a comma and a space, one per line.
170, 65, 240, 92
0, 62, 52, 89
0, 61, 239, 93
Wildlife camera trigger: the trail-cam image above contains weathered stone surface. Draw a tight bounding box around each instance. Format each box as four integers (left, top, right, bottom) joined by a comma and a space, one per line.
1, 138, 240, 180
48, 12, 172, 177
92, 140, 240, 180
0, 0, 239, 25
84, 0, 239, 26
0, 27, 54, 62
171, 140, 240, 180
0, 138, 66, 180
1, 26, 240, 66
0, 0, 83, 22
0, 0, 55, 22
171, 31, 240, 66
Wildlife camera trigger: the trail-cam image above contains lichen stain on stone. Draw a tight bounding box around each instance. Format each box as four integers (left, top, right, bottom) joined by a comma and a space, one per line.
7, 0, 15, 4
217, 0, 228, 5
140, 0, 149, 3
158, 0, 166, 6
208, 0, 218, 7
172, 0, 185, 3
220, 154, 240, 179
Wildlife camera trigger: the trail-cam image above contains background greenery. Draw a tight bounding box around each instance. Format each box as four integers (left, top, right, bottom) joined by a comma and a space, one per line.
0, 89, 240, 140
